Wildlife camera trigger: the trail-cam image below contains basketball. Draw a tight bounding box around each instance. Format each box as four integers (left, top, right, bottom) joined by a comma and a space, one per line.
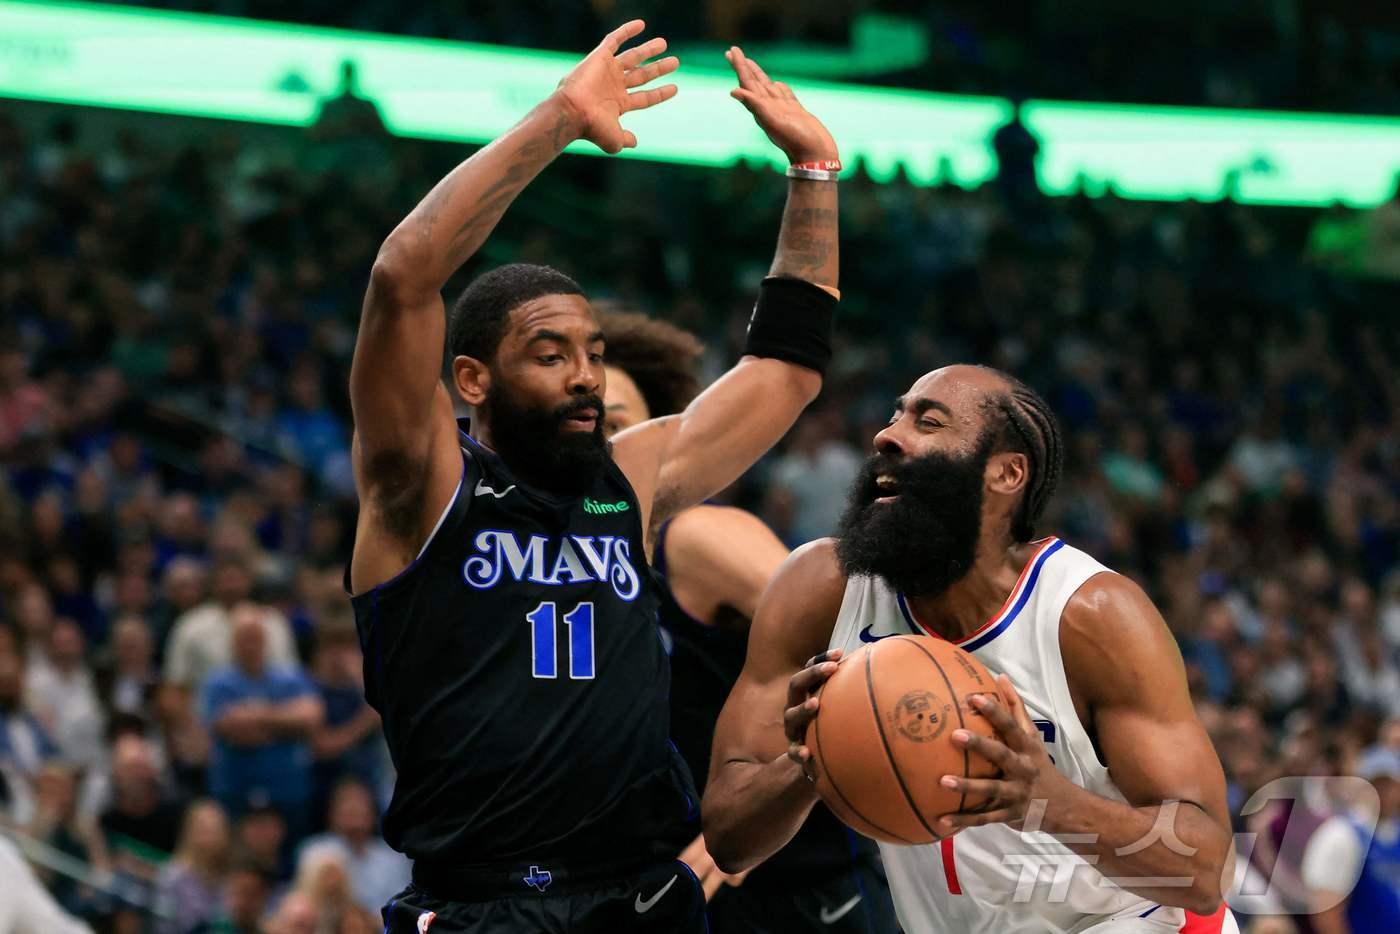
808, 635, 1004, 845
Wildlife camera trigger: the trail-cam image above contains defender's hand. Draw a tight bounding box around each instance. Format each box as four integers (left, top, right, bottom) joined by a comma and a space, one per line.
678, 834, 748, 902
726, 46, 838, 165
554, 20, 679, 154
936, 674, 1069, 833
783, 649, 843, 778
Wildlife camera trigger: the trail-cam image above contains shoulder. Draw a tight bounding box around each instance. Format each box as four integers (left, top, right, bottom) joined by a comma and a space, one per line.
736, 538, 848, 674
1060, 571, 1184, 703
752, 539, 847, 633
1062, 571, 1163, 639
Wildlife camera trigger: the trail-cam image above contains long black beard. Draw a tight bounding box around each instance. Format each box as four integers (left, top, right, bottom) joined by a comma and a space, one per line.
835, 435, 993, 598
481, 383, 611, 498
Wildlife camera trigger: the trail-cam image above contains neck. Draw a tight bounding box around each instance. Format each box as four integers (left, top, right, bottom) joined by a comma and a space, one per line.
904, 538, 1039, 642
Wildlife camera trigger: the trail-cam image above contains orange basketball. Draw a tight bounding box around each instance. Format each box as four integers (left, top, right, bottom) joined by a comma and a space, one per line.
808, 635, 1003, 845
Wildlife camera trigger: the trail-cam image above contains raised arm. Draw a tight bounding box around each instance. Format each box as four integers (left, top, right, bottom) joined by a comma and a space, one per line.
938, 574, 1234, 914
613, 49, 840, 534
702, 539, 846, 873
349, 21, 678, 590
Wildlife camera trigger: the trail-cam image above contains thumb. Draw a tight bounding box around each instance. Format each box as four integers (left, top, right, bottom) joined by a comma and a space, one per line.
730, 88, 759, 109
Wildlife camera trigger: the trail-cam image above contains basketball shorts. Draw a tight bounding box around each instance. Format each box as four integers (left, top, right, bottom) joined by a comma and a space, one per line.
381, 859, 707, 934
707, 859, 900, 934
1078, 906, 1241, 933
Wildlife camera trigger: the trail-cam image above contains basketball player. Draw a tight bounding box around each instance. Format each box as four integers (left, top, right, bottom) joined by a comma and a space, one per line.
348, 25, 841, 934
598, 310, 899, 933
703, 365, 1240, 933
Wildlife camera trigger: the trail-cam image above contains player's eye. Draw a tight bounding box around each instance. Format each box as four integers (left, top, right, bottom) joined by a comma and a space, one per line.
537, 354, 564, 365
919, 418, 944, 430
588, 352, 604, 364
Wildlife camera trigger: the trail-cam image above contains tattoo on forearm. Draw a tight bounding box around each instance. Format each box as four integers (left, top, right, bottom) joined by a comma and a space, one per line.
775, 201, 838, 280
414, 110, 574, 270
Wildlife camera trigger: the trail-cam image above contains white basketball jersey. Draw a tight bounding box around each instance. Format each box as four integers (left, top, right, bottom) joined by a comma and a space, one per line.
828, 537, 1204, 933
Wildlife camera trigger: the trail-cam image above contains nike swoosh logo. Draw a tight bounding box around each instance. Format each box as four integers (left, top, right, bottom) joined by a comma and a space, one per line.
634, 874, 677, 914
819, 894, 862, 924
474, 479, 516, 499
859, 624, 892, 643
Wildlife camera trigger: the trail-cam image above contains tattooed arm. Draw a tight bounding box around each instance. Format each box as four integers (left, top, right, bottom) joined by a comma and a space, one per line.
613, 47, 840, 539
348, 21, 677, 594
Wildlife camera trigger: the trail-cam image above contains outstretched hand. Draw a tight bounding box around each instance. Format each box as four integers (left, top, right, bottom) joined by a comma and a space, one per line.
554, 20, 679, 154
726, 46, 839, 166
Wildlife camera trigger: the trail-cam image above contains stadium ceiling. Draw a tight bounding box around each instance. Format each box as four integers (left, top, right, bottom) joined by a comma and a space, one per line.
4, 1, 1400, 208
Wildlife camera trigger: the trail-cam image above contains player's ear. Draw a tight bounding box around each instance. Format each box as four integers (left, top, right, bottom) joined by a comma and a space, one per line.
985, 450, 1029, 498
453, 355, 490, 407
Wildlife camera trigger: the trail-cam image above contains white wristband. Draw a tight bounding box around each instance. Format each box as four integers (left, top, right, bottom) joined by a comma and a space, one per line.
785, 165, 840, 183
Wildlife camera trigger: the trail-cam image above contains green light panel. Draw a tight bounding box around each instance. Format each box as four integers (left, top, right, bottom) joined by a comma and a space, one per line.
0, 0, 1007, 187
4, 2, 1400, 207
1022, 101, 1400, 208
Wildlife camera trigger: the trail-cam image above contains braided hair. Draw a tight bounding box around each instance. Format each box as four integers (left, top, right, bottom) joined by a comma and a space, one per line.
978, 368, 1063, 543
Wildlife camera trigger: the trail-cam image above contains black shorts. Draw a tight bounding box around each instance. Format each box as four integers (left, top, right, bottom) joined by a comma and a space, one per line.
382, 859, 708, 934
707, 859, 899, 934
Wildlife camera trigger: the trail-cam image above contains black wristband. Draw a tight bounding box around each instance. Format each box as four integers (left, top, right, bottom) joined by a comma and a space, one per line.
741, 276, 837, 376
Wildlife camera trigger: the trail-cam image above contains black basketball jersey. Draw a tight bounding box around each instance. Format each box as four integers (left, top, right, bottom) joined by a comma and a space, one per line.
654, 509, 878, 887
350, 421, 697, 867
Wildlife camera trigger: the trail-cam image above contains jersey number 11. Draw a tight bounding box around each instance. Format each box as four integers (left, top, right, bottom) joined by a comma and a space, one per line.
526, 601, 596, 680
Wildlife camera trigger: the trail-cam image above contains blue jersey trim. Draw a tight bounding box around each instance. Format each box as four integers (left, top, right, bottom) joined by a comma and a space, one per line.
897, 538, 1064, 653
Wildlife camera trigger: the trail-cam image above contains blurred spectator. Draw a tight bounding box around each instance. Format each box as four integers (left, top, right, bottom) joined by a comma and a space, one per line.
232, 805, 290, 884
289, 845, 372, 934
154, 799, 231, 934
153, 558, 208, 651
0, 643, 57, 823
764, 410, 862, 545
99, 735, 185, 865
308, 622, 382, 818
298, 778, 408, 915
263, 890, 318, 934
94, 615, 160, 720
275, 363, 348, 483
201, 612, 322, 835
164, 561, 297, 692
1301, 746, 1400, 930
206, 860, 269, 934
24, 619, 105, 769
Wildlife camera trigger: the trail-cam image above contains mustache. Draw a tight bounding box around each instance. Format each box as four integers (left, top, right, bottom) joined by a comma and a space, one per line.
853, 450, 921, 501
554, 395, 604, 422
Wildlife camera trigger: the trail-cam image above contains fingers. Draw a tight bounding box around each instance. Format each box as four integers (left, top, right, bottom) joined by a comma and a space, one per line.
625, 55, 679, 90
727, 46, 775, 96
938, 807, 1020, 834
600, 19, 646, 53
951, 729, 1036, 778
996, 673, 1037, 734
969, 693, 1033, 754
678, 833, 708, 866
625, 83, 678, 113
725, 47, 755, 90
787, 659, 838, 701
700, 865, 725, 901
677, 835, 725, 903
784, 694, 819, 742
621, 130, 638, 150
939, 775, 1011, 800
619, 36, 667, 70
